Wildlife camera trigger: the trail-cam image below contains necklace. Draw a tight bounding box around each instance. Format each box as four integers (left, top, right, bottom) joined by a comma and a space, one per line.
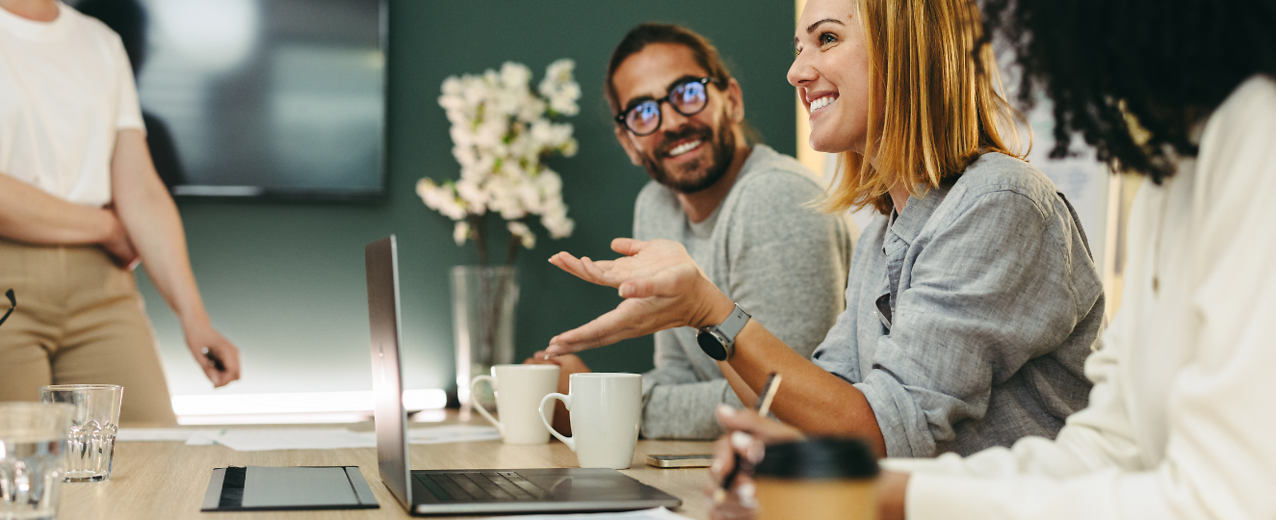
1150, 176, 1175, 295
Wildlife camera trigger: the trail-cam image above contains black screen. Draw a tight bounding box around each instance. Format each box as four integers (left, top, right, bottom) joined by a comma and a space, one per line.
76, 0, 386, 199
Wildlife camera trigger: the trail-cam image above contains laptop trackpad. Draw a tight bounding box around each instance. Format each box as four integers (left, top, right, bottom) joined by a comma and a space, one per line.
521, 469, 662, 501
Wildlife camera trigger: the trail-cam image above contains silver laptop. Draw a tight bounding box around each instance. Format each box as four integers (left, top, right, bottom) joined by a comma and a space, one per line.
365, 236, 682, 515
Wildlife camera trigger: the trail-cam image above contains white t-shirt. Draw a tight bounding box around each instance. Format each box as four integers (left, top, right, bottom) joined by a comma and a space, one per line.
0, 2, 144, 208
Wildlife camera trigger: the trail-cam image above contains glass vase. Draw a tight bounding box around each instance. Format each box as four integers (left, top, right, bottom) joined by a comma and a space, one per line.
451, 265, 518, 412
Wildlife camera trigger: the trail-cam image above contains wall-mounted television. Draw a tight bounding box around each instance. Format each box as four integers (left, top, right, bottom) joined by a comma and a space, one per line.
74, 0, 387, 200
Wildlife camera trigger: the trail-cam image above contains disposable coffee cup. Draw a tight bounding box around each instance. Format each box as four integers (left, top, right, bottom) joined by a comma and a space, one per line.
754, 438, 880, 520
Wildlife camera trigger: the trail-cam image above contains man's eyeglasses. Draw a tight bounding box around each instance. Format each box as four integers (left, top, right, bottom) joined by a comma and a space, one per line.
0, 289, 13, 328
615, 77, 712, 136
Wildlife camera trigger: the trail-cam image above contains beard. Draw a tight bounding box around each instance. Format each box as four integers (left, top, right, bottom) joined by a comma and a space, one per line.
639, 113, 737, 194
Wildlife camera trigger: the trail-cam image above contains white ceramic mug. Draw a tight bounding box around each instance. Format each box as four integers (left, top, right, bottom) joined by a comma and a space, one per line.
470, 364, 561, 444
538, 373, 641, 469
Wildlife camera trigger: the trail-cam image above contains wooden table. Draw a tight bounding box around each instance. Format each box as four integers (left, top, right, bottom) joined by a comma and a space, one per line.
56, 417, 715, 519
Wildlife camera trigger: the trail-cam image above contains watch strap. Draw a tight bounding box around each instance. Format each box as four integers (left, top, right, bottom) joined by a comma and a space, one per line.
717, 304, 751, 342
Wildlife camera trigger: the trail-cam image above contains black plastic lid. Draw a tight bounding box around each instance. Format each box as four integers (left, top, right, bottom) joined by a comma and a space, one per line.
755, 438, 879, 480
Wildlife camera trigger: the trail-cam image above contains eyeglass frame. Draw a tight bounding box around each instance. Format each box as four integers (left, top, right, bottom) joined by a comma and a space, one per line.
613, 76, 714, 136
0, 289, 13, 328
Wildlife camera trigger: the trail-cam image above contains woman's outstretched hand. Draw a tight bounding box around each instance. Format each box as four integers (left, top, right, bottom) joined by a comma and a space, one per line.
545, 238, 733, 356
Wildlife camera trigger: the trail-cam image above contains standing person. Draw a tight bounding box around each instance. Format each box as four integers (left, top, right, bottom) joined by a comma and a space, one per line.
712, 0, 1276, 518
543, 0, 1104, 459
528, 23, 854, 440
0, 0, 240, 424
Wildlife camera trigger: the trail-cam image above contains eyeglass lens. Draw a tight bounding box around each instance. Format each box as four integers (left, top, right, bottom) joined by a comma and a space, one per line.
625, 79, 709, 136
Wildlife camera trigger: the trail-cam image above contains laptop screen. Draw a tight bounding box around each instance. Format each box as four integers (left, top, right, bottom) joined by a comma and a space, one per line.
365, 235, 413, 507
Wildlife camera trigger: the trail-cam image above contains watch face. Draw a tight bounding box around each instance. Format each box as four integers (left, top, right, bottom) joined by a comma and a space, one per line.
697, 330, 729, 361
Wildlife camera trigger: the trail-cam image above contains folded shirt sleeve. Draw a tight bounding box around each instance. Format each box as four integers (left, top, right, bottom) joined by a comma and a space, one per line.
860, 189, 1096, 457
107, 32, 145, 132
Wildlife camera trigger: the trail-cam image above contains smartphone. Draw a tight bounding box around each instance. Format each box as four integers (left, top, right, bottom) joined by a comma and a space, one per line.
646, 454, 714, 468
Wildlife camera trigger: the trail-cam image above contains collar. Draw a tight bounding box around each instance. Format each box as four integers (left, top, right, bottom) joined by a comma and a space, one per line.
0, 2, 71, 43
885, 184, 949, 246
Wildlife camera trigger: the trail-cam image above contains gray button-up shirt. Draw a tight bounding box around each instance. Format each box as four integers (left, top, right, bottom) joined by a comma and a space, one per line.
813, 152, 1104, 458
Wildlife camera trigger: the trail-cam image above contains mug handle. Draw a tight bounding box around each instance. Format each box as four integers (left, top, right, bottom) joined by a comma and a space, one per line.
539, 392, 574, 451
469, 375, 502, 436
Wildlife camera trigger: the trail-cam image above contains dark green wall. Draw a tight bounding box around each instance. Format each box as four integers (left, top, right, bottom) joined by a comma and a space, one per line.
139, 0, 798, 396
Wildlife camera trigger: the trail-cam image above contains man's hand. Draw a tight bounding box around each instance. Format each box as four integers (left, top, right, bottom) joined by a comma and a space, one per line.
184, 320, 241, 387
546, 238, 732, 356
525, 351, 590, 435
99, 209, 139, 269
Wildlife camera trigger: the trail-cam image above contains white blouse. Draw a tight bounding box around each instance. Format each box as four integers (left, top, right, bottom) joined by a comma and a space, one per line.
0, 2, 144, 207
886, 75, 1276, 519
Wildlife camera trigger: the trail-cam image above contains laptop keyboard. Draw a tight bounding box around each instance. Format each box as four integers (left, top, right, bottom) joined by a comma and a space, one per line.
414, 471, 550, 503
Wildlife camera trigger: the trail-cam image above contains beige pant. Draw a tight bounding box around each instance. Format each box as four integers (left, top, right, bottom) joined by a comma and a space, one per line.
0, 239, 176, 424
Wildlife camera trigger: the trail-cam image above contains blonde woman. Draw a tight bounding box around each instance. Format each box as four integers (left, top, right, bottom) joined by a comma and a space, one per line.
717, 0, 1276, 516
543, 0, 1101, 460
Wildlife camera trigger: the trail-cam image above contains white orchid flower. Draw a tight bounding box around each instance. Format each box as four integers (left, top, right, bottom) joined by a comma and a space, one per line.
453, 221, 471, 246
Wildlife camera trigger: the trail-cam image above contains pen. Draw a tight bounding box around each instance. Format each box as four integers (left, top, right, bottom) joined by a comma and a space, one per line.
716, 372, 782, 503
202, 347, 226, 372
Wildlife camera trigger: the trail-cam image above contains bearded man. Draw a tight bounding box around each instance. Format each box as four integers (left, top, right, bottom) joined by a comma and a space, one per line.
531, 23, 854, 439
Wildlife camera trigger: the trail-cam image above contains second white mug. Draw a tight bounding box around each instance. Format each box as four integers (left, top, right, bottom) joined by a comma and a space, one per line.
470, 364, 560, 444
538, 373, 641, 469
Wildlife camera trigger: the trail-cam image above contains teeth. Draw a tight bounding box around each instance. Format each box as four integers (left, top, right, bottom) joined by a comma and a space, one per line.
668, 140, 702, 157
810, 95, 836, 113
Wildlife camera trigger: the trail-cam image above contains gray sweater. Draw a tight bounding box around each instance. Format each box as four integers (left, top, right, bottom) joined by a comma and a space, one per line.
634, 145, 855, 439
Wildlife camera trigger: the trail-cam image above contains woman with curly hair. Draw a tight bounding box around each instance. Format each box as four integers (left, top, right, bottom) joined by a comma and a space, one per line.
712, 0, 1276, 518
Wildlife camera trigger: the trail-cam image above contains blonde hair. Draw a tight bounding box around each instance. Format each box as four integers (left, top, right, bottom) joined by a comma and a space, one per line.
824, 0, 1024, 214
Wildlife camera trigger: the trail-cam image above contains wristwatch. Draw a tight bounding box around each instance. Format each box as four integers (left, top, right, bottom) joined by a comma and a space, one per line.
696, 304, 751, 361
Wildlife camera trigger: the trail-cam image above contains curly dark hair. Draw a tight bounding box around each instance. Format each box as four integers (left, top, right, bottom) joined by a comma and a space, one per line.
982, 0, 1276, 182
604, 23, 734, 115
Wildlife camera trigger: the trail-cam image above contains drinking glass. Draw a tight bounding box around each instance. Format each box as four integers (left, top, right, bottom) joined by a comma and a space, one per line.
37, 385, 123, 482
0, 402, 74, 520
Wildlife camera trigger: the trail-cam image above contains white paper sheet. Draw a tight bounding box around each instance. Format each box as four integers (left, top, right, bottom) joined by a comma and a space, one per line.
188, 428, 377, 451
117, 425, 502, 451
115, 428, 225, 442
476, 507, 693, 520
406, 425, 502, 444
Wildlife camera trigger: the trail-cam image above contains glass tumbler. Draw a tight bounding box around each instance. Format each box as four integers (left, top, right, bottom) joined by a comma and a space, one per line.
37, 385, 123, 482
0, 402, 74, 520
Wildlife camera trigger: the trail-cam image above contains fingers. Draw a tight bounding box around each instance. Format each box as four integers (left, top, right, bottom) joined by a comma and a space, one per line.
549, 252, 621, 287
545, 301, 648, 355
617, 265, 678, 299
524, 351, 554, 364
731, 430, 765, 466
610, 237, 644, 256
705, 474, 758, 520
716, 405, 804, 444
710, 434, 736, 484
548, 252, 593, 282
220, 344, 241, 383
194, 338, 241, 388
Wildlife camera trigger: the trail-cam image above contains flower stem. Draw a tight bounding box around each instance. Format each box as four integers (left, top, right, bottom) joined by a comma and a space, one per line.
505, 230, 520, 267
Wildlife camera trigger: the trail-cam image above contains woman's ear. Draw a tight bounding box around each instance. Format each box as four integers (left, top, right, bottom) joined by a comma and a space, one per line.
727, 79, 745, 122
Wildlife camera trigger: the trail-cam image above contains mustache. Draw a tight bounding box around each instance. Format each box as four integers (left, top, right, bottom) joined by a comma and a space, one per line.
654, 124, 714, 157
